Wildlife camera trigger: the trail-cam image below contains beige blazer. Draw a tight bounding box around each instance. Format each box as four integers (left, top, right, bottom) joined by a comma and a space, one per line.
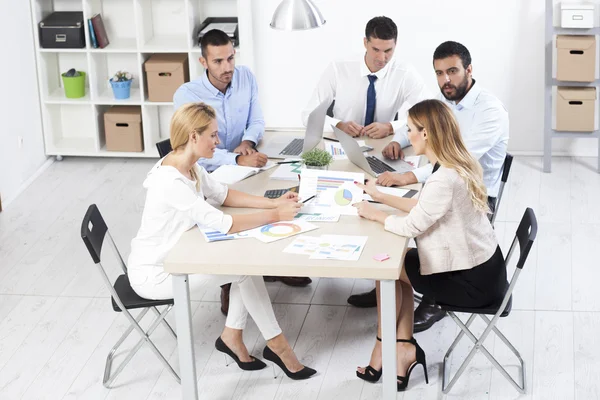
384, 166, 498, 275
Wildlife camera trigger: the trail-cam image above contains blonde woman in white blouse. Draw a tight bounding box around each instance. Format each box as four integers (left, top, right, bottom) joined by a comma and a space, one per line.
127, 103, 316, 380
353, 99, 505, 391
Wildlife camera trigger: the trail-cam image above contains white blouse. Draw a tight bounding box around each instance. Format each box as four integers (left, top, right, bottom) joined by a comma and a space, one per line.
127, 159, 232, 287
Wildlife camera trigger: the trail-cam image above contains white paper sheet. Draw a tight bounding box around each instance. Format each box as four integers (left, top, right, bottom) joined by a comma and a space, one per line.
211, 162, 275, 185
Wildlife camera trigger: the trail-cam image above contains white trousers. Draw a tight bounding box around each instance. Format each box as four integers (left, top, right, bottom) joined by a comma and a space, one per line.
132, 274, 282, 340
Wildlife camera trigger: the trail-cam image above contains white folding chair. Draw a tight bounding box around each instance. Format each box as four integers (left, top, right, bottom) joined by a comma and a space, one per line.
438, 207, 537, 394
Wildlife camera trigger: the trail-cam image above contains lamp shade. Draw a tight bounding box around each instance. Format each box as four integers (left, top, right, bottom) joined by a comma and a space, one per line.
270, 0, 326, 31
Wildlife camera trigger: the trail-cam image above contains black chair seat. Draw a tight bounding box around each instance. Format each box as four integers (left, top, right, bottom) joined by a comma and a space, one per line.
438, 295, 512, 318
111, 275, 174, 312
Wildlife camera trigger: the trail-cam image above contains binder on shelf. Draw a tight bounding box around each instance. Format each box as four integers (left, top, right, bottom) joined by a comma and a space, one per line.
91, 14, 110, 49
197, 17, 239, 48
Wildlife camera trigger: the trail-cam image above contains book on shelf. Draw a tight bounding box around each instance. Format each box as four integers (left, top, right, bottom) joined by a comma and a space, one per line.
90, 14, 109, 49
87, 19, 98, 48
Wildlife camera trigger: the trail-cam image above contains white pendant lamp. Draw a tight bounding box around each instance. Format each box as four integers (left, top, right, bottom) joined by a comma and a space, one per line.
270, 0, 326, 31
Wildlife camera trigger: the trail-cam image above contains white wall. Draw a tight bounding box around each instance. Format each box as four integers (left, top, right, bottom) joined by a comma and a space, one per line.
0, 0, 48, 206
251, 0, 597, 156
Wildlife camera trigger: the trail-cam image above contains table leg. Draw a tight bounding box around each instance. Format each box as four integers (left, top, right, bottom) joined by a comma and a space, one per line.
173, 274, 198, 400
380, 279, 397, 400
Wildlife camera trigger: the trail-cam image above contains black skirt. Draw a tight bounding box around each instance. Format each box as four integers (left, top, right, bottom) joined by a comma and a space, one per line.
405, 246, 507, 308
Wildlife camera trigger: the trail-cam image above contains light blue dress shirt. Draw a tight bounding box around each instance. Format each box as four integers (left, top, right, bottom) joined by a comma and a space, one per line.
392, 82, 509, 197
173, 66, 265, 171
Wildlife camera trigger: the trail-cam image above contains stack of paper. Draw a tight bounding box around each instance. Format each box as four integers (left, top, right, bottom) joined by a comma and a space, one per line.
211, 162, 276, 185
283, 235, 367, 261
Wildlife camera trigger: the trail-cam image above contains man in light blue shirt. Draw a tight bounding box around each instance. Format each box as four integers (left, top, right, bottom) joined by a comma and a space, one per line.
175, 29, 313, 312
380, 41, 509, 201
349, 42, 509, 330
173, 29, 268, 172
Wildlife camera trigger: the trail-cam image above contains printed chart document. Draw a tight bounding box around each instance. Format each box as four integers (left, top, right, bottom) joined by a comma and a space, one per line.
283, 234, 368, 261
294, 212, 340, 222
198, 226, 253, 242
299, 169, 364, 216
240, 219, 318, 243
211, 162, 276, 185
325, 140, 366, 160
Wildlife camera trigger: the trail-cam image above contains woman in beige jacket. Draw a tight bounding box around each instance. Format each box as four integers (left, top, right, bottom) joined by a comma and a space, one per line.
354, 99, 505, 391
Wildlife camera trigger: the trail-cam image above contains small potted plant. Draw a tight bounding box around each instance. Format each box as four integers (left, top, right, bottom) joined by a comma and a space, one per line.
301, 148, 333, 170
109, 70, 133, 100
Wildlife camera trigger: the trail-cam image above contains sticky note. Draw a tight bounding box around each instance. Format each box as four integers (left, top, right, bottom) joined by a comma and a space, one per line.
373, 253, 390, 262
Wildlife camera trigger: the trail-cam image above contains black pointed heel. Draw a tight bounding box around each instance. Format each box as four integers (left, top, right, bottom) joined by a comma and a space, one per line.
356, 336, 383, 383
396, 337, 428, 391
263, 345, 317, 380
215, 337, 266, 371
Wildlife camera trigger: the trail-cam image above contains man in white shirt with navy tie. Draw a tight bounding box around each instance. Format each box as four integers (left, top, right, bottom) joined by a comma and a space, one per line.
301, 16, 430, 143
348, 42, 509, 333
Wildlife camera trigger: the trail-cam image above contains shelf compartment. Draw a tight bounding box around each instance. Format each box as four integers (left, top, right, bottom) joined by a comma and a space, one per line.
43, 104, 97, 154
39, 52, 90, 103
137, 0, 189, 51
90, 52, 142, 104
32, 0, 85, 50
85, 0, 137, 51
186, 0, 238, 49
143, 104, 174, 154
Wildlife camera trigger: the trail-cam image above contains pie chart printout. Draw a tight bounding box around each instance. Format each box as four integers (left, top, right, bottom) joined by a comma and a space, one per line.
334, 188, 353, 206
260, 223, 302, 238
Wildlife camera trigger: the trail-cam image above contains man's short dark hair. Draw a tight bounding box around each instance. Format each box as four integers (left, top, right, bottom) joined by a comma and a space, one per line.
433, 41, 472, 69
365, 16, 397, 42
200, 29, 232, 58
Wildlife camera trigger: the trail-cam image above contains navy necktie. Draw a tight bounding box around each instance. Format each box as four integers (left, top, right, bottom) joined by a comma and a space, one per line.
364, 74, 378, 125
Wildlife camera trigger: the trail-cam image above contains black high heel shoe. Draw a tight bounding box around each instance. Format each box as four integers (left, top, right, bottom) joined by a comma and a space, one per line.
215, 337, 266, 371
263, 345, 317, 380
356, 336, 383, 382
396, 337, 428, 391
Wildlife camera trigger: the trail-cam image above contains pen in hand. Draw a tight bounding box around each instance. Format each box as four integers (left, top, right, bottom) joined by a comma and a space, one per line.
301, 195, 316, 204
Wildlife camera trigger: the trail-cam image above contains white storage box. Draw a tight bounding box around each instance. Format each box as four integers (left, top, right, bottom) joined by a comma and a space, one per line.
561, 2, 595, 28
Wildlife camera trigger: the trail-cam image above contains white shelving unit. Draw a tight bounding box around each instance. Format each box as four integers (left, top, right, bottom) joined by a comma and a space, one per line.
29, 0, 254, 159
544, 0, 600, 172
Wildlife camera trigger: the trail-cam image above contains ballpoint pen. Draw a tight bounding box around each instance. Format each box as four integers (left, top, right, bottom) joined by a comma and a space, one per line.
277, 160, 299, 164
302, 195, 316, 204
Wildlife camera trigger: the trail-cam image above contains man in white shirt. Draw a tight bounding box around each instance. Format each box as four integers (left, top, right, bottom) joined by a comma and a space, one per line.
348, 42, 509, 333
301, 16, 430, 142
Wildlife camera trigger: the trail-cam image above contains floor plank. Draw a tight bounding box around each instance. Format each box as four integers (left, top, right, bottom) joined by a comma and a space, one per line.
532, 311, 575, 400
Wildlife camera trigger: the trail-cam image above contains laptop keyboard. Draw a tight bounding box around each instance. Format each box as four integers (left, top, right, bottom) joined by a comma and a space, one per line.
280, 138, 304, 156
367, 156, 396, 174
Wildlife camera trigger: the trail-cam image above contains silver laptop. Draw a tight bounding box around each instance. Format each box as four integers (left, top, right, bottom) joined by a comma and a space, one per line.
333, 125, 416, 177
260, 100, 329, 159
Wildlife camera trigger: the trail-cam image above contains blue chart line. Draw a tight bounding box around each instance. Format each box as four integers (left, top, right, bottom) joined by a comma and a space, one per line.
203, 230, 235, 242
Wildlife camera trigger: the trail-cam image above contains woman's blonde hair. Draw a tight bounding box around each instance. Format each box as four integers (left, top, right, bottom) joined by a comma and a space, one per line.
169, 102, 216, 190
408, 99, 489, 214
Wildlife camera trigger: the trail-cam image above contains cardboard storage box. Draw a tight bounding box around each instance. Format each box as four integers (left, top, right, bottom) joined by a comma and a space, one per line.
556, 35, 596, 82
561, 2, 595, 29
556, 87, 596, 131
144, 53, 189, 102
104, 106, 144, 152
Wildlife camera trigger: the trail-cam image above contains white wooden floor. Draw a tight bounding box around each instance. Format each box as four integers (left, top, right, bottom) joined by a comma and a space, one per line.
1, 156, 599, 400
